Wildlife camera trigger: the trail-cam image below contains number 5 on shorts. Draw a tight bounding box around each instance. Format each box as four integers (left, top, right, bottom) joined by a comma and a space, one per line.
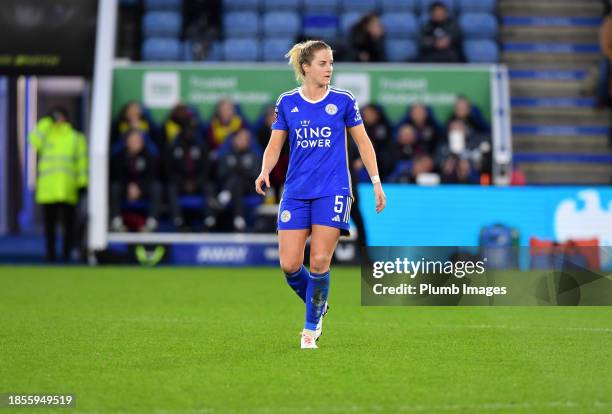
334, 195, 344, 213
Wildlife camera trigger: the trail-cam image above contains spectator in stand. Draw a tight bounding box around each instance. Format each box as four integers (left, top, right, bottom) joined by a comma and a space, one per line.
394, 124, 419, 160
112, 101, 157, 145
256, 105, 288, 201
419, 1, 463, 63
436, 119, 491, 183
165, 124, 218, 231
163, 103, 200, 150
405, 104, 441, 156
349, 13, 386, 62
217, 129, 261, 231
388, 124, 436, 182
440, 154, 474, 184
183, 0, 221, 60
208, 98, 245, 149
360, 104, 394, 180
446, 95, 489, 134
110, 129, 161, 232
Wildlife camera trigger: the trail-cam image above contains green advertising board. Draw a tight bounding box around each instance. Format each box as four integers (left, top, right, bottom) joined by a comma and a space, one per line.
112, 64, 492, 126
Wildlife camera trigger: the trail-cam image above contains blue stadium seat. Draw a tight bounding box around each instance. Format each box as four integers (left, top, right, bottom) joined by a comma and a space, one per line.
262, 38, 293, 61
142, 38, 182, 60
385, 39, 418, 61
303, 0, 338, 13
340, 0, 378, 13
224, 12, 260, 38
223, 0, 260, 12
419, 0, 455, 14
463, 39, 499, 62
142, 11, 182, 38
340, 12, 363, 35
262, 0, 301, 11
380, 0, 417, 12
459, 13, 497, 39
458, 0, 496, 13
381, 13, 419, 39
302, 14, 339, 39
223, 38, 261, 61
144, 0, 182, 11
262, 12, 300, 37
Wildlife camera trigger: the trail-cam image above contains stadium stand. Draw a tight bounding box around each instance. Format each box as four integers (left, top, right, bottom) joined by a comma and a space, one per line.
501, 0, 612, 183
134, 0, 500, 63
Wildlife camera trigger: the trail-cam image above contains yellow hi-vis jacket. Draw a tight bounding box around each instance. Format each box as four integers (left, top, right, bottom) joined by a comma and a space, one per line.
28, 116, 88, 205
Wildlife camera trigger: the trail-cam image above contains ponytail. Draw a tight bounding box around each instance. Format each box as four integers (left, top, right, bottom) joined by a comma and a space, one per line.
285, 40, 332, 84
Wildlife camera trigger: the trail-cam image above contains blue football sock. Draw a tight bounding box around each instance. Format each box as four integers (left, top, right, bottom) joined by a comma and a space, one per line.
285, 265, 309, 303
304, 270, 330, 331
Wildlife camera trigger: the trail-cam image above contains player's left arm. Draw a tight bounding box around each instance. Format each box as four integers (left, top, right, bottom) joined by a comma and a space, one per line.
348, 123, 386, 213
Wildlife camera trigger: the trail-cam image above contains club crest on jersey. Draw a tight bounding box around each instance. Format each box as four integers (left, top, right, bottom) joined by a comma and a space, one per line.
325, 103, 338, 115
280, 210, 291, 223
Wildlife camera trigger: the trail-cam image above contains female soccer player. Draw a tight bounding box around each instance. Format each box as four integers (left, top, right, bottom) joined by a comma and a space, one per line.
255, 40, 386, 349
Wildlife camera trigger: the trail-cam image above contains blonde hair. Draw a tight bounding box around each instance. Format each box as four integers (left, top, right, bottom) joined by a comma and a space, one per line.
285, 40, 332, 83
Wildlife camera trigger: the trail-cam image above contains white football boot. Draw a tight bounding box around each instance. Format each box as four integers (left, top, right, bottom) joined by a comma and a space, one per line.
300, 329, 318, 349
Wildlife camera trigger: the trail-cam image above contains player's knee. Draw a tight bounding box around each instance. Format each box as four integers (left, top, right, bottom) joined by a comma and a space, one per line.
280, 258, 302, 275
310, 253, 331, 274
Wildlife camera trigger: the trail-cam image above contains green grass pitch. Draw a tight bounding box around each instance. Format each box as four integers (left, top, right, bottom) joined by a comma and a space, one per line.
1, 266, 611, 414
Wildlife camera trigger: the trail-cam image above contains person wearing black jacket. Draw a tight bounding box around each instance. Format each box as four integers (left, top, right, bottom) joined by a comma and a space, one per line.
405, 104, 440, 157
165, 125, 217, 230
217, 128, 261, 231
349, 13, 386, 63
110, 129, 161, 232
419, 1, 463, 63
360, 104, 394, 180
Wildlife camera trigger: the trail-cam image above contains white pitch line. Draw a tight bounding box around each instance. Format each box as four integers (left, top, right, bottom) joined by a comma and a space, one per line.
74, 400, 612, 414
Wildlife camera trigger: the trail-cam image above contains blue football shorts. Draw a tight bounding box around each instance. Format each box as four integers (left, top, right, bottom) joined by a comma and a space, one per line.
277, 195, 353, 236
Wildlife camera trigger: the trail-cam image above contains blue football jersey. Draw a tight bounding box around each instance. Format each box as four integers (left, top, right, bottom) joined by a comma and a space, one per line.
271, 86, 363, 199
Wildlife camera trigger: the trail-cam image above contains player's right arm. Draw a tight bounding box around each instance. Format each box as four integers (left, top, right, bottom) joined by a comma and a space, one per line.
255, 129, 287, 196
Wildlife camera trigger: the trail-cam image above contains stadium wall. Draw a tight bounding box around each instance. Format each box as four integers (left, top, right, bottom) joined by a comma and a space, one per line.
358, 184, 612, 249
101, 185, 612, 267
